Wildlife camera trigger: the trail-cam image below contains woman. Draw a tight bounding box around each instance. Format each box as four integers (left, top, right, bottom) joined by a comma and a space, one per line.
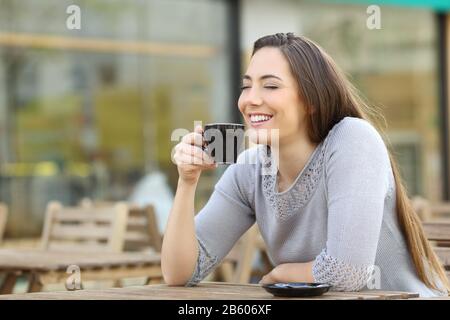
162, 33, 449, 297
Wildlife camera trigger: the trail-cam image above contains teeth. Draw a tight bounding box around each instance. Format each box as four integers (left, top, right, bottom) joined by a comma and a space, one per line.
250, 114, 272, 123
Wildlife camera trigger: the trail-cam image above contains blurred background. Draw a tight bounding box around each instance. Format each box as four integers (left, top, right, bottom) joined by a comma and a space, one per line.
0, 0, 450, 238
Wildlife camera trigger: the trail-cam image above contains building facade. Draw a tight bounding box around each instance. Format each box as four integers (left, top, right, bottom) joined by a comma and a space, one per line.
0, 0, 449, 236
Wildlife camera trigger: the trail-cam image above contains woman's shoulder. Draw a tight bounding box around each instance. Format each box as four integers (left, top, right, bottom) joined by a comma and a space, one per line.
323, 117, 394, 197
325, 116, 387, 151
322, 116, 391, 178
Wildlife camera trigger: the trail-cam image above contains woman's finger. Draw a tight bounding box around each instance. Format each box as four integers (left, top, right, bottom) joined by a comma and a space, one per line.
177, 153, 215, 168
194, 125, 204, 134
181, 131, 205, 147
180, 144, 214, 164
259, 272, 275, 285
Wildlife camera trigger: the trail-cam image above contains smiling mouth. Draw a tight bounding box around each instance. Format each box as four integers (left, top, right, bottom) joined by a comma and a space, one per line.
249, 114, 273, 125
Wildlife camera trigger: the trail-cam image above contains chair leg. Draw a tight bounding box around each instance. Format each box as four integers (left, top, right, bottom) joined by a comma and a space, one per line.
219, 262, 235, 282
27, 273, 43, 293
0, 272, 19, 294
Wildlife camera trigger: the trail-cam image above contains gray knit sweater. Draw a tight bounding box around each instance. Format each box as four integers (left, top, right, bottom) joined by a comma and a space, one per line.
186, 116, 447, 297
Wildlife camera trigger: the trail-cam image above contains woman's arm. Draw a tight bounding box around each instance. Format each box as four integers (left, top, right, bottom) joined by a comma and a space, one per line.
162, 126, 216, 285
162, 142, 257, 286
312, 119, 390, 291
161, 178, 200, 286
186, 161, 256, 286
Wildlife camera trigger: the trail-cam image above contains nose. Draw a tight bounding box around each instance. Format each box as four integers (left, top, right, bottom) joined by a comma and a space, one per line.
242, 86, 263, 107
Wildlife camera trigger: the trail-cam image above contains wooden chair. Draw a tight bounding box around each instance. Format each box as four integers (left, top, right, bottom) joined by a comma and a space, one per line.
0, 201, 129, 293
79, 199, 162, 253
214, 225, 271, 284
0, 203, 8, 244
40, 201, 129, 253
118, 205, 163, 285
78, 199, 163, 285
123, 205, 162, 253
422, 221, 450, 281
414, 196, 450, 280
427, 202, 450, 219
411, 196, 433, 221
412, 196, 450, 221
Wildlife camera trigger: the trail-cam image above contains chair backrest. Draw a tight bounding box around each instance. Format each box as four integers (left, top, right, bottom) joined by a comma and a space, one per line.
423, 221, 450, 244
412, 197, 450, 221
0, 203, 8, 244
40, 201, 129, 253
79, 198, 161, 253
411, 196, 433, 221
422, 221, 450, 282
429, 202, 450, 219
123, 205, 162, 253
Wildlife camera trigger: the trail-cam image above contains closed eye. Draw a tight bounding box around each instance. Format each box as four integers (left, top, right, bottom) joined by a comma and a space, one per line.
240, 85, 278, 90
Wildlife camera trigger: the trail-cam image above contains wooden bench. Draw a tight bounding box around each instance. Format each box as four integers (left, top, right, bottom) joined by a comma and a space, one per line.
0, 201, 164, 293
422, 220, 450, 281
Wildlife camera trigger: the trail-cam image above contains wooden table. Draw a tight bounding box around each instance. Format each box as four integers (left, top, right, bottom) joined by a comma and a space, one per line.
0, 282, 419, 300
0, 249, 161, 294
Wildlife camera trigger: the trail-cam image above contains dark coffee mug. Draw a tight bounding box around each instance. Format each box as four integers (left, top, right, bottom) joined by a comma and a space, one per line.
203, 123, 245, 164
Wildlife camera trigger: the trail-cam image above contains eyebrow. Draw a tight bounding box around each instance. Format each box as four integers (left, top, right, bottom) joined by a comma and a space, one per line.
242, 74, 283, 81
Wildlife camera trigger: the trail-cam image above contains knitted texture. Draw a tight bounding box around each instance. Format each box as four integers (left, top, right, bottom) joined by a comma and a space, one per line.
262, 142, 327, 220
186, 238, 219, 287
312, 249, 374, 291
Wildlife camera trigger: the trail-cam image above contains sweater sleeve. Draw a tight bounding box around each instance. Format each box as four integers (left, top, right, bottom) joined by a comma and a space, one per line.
312, 118, 391, 291
186, 151, 256, 286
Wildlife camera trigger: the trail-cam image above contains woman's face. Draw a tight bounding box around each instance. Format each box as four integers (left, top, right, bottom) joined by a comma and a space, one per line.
238, 47, 308, 145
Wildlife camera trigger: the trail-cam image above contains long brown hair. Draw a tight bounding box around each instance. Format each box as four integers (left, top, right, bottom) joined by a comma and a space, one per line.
252, 32, 449, 293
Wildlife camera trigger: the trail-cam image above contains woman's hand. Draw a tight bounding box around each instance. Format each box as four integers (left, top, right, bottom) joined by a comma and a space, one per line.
259, 262, 315, 285
259, 264, 284, 285
172, 125, 217, 185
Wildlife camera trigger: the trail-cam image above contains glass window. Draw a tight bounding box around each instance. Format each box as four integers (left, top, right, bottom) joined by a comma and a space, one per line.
242, 0, 442, 200
0, 0, 232, 236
